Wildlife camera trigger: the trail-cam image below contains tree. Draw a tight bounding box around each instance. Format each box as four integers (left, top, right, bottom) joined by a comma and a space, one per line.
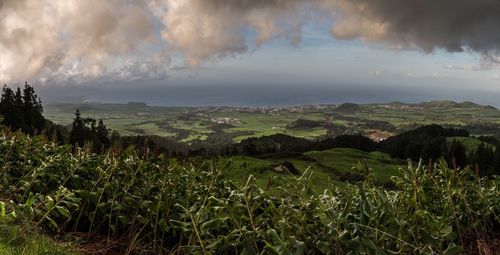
0, 82, 46, 134
1, 85, 26, 131
69, 110, 113, 152
447, 140, 467, 169
96, 119, 110, 149
315, 134, 379, 152
14, 88, 23, 110
491, 148, 500, 176
22, 82, 45, 133
471, 144, 495, 176
70, 109, 86, 147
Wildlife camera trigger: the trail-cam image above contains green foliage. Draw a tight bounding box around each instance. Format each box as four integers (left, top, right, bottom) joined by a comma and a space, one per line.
0, 130, 499, 254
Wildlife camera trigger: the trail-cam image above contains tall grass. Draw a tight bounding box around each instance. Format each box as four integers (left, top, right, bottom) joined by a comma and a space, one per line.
0, 128, 499, 254
0, 223, 75, 255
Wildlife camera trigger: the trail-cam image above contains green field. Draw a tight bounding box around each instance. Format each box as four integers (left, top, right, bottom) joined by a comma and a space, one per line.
219, 148, 404, 191
446, 136, 495, 152
304, 149, 402, 182
44, 101, 500, 144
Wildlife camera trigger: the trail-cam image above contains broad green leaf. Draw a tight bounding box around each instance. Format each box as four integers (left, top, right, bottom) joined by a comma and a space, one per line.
56, 206, 71, 218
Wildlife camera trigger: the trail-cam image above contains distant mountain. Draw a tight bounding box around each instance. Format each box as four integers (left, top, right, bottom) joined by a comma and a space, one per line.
418, 100, 459, 108
417, 100, 497, 109
336, 103, 360, 113
385, 101, 409, 106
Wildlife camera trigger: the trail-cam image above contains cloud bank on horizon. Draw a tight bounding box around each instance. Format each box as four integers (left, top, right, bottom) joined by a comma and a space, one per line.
1, 0, 500, 84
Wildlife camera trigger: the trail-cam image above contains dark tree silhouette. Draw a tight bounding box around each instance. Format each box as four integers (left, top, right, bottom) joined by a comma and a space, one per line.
22, 82, 45, 133
491, 147, 500, 176
96, 119, 110, 149
447, 139, 467, 169
470, 144, 495, 176
0, 82, 45, 134
69, 109, 113, 152
315, 134, 379, 152
70, 109, 86, 147
380, 124, 469, 161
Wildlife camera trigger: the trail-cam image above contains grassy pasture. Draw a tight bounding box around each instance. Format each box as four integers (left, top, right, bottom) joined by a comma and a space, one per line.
44, 101, 500, 143
219, 148, 403, 192
305, 148, 403, 182
446, 136, 496, 152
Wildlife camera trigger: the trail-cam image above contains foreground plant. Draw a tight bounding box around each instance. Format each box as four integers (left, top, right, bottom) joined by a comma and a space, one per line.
0, 129, 498, 254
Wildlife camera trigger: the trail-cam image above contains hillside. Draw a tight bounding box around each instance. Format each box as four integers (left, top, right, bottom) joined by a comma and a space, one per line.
446, 137, 496, 152
304, 148, 402, 182
219, 148, 403, 191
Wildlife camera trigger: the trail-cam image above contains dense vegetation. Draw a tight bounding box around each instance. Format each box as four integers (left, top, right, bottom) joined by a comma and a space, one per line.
379, 125, 500, 176
379, 125, 469, 160
1, 84, 500, 253
0, 128, 499, 254
316, 135, 378, 152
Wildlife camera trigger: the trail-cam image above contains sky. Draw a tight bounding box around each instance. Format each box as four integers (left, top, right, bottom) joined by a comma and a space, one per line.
1, 0, 500, 106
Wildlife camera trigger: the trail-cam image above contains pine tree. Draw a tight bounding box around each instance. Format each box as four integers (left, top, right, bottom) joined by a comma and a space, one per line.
471, 144, 495, 176
0, 85, 25, 130
0, 82, 46, 134
22, 82, 45, 134
70, 109, 86, 147
491, 147, 500, 176
448, 140, 467, 169
96, 119, 110, 149
68, 110, 113, 152
15, 88, 23, 109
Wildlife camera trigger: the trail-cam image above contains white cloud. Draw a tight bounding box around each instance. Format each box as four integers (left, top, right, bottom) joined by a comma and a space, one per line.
0, 0, 157, 84
2, 0, 500, 85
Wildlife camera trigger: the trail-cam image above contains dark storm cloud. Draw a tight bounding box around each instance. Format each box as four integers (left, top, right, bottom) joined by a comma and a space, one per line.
325, 0, 500, 54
